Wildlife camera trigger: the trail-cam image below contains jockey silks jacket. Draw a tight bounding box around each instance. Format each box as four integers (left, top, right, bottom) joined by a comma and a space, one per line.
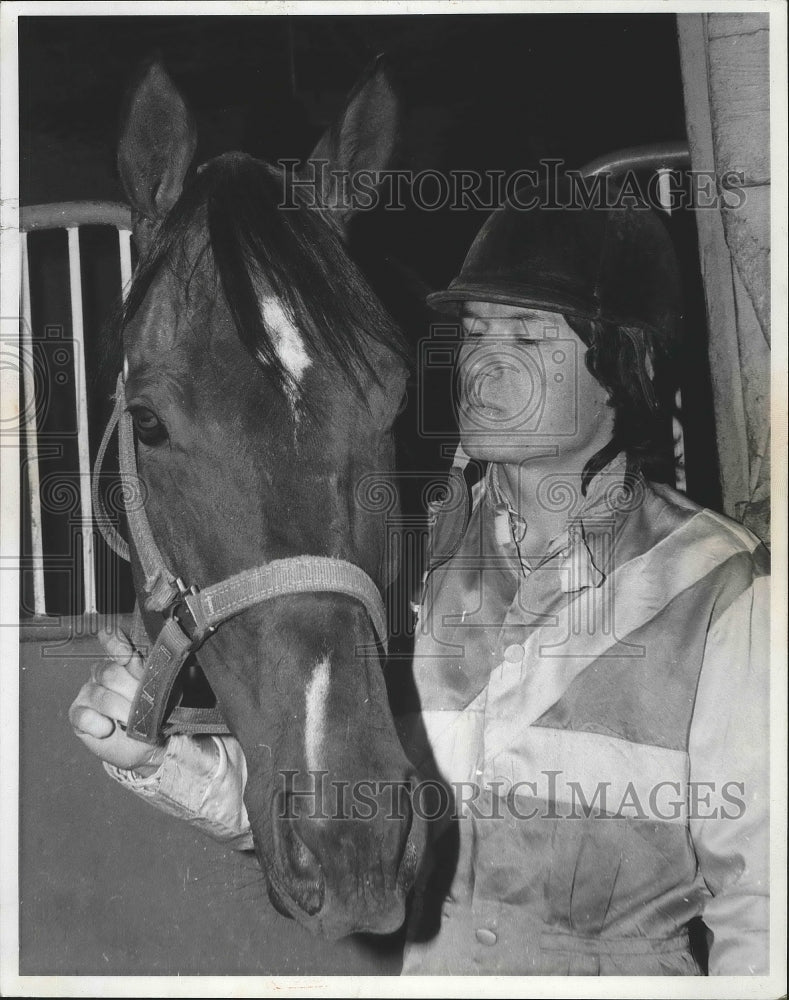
106, 454, 770, 976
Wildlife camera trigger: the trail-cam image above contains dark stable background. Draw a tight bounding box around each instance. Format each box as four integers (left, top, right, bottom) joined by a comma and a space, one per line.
19, 11, 715, 975
19, 12, 721, 617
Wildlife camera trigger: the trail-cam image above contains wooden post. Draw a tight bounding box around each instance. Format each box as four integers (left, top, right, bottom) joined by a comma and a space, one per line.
676, 13, 750, 517
20, 233, 46, 616
67, 227, 97, 615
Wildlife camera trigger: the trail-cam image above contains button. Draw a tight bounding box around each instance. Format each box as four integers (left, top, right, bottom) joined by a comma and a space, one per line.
503, 643, 525, 663
475, 928, 498, 946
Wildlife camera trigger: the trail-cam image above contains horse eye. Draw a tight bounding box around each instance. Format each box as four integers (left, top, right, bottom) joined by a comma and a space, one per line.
130, 407, 167, 446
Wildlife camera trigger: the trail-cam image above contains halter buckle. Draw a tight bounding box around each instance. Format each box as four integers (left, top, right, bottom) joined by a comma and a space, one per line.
169, 580, 215, 646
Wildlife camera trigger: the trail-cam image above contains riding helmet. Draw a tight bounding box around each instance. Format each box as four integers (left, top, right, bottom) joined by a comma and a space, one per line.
427, 174, 683, 346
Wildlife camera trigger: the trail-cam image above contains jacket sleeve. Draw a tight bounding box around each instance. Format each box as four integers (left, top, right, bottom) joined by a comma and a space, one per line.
104, 733, 253, 850
688, 572, 770, 975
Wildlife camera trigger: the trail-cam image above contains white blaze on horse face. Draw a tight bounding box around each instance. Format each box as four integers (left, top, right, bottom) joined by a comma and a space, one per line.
260, 296, 311, 389
305, 655, 331, 773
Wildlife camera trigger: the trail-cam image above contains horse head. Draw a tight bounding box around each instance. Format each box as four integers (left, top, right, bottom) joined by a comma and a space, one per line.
115, 58, 427, 938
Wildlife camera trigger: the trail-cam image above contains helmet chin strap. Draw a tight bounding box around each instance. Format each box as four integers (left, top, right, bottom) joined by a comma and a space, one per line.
621, 326, 659, 413
92, 371, 389, 745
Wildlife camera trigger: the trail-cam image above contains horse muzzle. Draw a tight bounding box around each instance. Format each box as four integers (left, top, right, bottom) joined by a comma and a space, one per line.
263, 774, 427, 938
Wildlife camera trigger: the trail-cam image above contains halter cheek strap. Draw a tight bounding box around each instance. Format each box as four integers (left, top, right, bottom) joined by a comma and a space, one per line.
93, 375, 180, 612
93, 373, 389, 745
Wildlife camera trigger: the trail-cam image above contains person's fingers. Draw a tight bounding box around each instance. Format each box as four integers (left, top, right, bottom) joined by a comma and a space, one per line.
76, 720, 167, 772
81, 681, 134, 728
70, 668, 167, 770
98, 628, 146, 683
124, 644, 146, 683
99, 627, 134, 665
69, 703, 116, 740
91, 660, 141, 702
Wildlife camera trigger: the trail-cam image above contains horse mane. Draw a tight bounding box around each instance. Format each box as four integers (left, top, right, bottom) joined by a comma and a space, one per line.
119, 152, 410, 401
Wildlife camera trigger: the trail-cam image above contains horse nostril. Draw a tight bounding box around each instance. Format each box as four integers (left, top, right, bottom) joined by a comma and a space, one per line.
277, 814, 326, 917
284, 819, 319, 878
398, 776, 428, 893
267, 881, 295, 919
398, 829, 419, 893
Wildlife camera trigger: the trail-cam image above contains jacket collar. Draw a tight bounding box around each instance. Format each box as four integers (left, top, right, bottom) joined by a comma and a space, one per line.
484, 453, 640, 593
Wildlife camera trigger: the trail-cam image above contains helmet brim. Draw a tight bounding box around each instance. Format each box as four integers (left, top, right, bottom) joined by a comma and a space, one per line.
426, 282, 679, 345
426, 282, 597, 323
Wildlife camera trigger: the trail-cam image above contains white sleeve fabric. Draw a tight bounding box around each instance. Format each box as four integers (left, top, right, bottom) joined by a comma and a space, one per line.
688, 575, 770, 975
104, 733, 253, 851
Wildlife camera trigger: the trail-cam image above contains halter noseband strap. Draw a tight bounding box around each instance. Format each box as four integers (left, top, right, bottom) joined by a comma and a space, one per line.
93, 373, 389, 745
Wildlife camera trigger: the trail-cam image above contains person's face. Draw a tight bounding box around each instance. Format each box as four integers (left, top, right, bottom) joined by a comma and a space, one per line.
455, 301, 613, 463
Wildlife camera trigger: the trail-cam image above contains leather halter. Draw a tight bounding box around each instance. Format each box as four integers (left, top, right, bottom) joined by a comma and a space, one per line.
93, 373, 388, 745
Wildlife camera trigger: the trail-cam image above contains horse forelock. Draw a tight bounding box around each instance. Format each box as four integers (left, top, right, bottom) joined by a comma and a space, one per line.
116, 151, 408, 598
119, 151, 410, 417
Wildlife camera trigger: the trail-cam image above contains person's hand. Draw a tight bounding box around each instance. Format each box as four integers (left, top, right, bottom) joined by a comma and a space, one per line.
69, 628, 166, 775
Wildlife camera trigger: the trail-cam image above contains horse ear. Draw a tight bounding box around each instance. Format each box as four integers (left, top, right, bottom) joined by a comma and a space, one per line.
117, 59, 197, 251
306, 55, 399, 227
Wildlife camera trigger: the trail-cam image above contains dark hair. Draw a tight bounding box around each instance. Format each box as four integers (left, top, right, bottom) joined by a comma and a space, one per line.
565, 316, 678, 493
118, 152, 410, 403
